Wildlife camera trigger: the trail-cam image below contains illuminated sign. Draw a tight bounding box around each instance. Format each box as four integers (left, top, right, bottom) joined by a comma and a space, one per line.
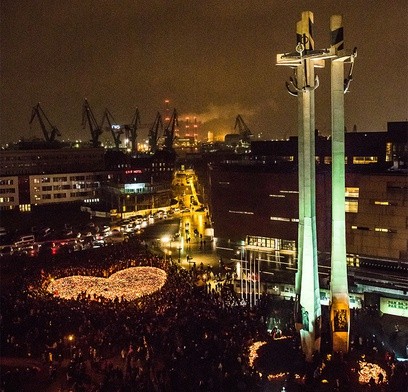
380, 297, 408, 318
125, 170, 143, 174
124, 183, 145, 191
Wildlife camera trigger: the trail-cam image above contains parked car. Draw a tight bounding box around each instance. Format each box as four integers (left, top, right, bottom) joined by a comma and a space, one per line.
14, 235, 35, 248
61, 228, 74, 238
14, 244, 39, 257
38, 241, 59, 256
92, 239, 106, 248
105, 233, 127, 244
59, 240, 82, 254
38, 227, 52, 238
0, 246, 13, 257
154, 211, 163, 219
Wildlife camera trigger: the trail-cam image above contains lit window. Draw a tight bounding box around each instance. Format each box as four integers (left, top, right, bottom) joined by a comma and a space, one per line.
345, 200, 358, 213
385, 142, 392, 162
374, 201, 390, 206
352, 156, 378, 164
279, 190, 298, 194
282, 156, 294, 162
374, 228, 395, 233
346, 255, 360, 267
345, 187, 359, 198
270, 217, 291, 222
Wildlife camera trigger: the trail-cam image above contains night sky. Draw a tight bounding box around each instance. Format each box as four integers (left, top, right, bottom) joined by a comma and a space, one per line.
1, 1, 407, 145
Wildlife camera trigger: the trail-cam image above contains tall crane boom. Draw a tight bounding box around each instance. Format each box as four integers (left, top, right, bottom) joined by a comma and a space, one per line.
163, 108, 178, 151
101, 108, 122, 149
29, 103, 61, 142
82, 99, 102, 147
148, 112, 163, 154
234, 114, 253, 143
125, 108, 141, 153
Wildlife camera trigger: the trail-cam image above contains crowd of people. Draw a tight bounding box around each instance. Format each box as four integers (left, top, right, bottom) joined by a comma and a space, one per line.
1, 237, 407, 391
0, 238, 275, 391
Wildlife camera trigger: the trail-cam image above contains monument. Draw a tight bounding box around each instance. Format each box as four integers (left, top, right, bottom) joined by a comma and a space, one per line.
277, 11, 356, 360
329, 14, 357, 354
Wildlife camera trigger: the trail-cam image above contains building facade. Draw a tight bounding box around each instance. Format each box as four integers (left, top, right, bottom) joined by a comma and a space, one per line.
0, 146, 176, 213
208, 123, 408, 269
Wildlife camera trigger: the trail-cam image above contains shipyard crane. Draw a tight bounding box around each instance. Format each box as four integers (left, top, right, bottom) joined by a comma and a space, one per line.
82, 99, 103, 147
124, 108, 141, 153
163, 108, 178, 151
148, 112, 163, 154
101, 108, 122, 149
234, 115, 253, 144
29, 103, 61, 142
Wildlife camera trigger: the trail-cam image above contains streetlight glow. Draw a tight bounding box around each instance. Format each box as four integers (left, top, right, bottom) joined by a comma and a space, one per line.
161, 236, 170, 244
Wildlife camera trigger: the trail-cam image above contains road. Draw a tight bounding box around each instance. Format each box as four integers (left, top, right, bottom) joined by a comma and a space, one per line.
141, 213, 219, 271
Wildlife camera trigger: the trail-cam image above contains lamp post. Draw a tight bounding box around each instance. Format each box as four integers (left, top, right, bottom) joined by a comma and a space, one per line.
161, 235, 171, 251
68, 334, 75, 358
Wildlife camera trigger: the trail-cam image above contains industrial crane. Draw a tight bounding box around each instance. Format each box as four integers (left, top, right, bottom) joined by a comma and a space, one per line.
29, 103, 61, 142
234, 115, 253, 144
163, 108, 178, 151
100, 108, 122, 149
124, 108, 141, 153
82, 99, 103, 147
148, 112, 163, 154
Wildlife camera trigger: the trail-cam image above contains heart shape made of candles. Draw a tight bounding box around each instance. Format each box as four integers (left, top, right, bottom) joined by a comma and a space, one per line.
47, 267, 167, 301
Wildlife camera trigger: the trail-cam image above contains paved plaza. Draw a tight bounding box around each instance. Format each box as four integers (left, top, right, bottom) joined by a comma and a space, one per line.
1, 233, 407, 391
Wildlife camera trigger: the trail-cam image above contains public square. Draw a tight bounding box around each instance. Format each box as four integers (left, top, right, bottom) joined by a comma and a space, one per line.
1, 226, 407, 392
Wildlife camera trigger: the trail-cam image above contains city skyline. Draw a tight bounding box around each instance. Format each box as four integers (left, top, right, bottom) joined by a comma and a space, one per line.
1, 1, 407, 145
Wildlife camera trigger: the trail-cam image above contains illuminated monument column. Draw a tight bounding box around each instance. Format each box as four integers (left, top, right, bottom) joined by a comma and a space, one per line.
277, 11, 331, 361
329, 15, 357, 353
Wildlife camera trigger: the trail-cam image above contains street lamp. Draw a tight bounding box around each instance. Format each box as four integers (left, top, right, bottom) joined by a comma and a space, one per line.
67, 334, 75, 357
161, 235, 170, 245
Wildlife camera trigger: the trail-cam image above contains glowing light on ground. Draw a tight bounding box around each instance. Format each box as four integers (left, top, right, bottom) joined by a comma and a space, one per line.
358, 361, 387, 385
47, 267, 167, 301
267, 372, 288, 381
248, 341, 267, 367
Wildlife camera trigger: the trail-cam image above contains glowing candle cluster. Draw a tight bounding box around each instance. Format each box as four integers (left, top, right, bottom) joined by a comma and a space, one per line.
267, 372, 288, 381
358, 361, 387, 385
248, 341, 267, 368
47, 267, 167, 301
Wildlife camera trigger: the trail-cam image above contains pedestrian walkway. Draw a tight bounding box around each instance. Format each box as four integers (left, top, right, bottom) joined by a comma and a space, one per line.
351, 307, 408, 360
156, 238, 408, 363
